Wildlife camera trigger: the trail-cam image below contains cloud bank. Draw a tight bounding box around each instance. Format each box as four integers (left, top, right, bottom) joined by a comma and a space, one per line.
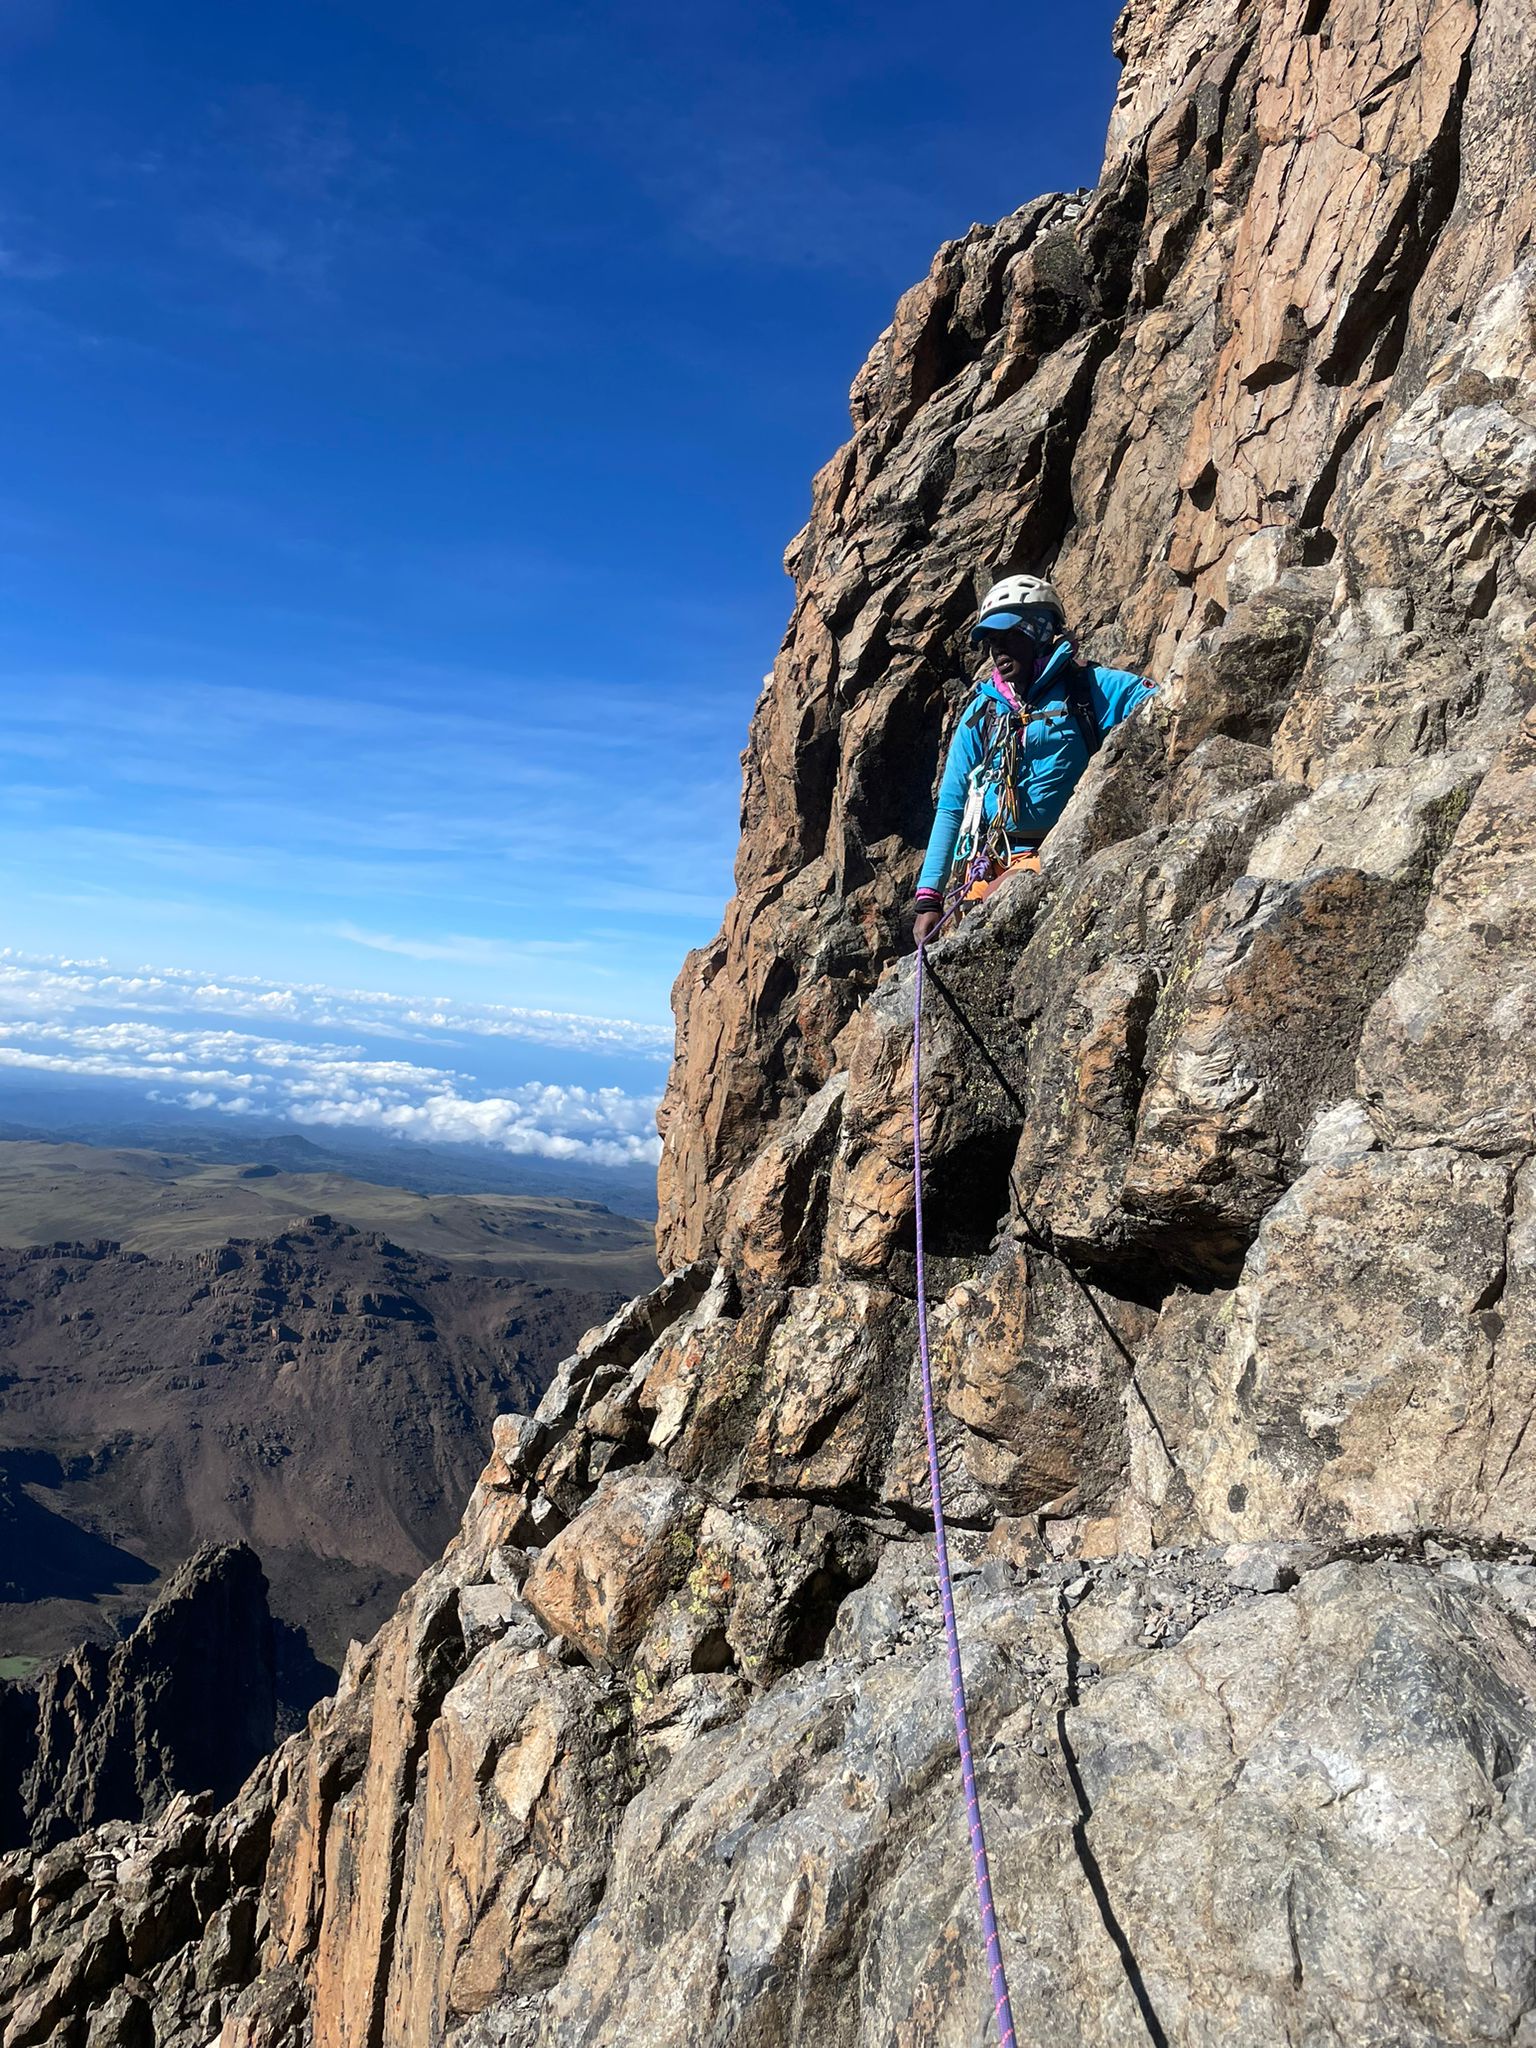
0, 949, 673, 1057
0, 951, 668, 1166
0, 1016, 661, 1166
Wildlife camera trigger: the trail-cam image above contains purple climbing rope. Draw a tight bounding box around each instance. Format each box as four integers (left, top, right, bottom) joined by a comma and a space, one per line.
912, 926, 1019, 2048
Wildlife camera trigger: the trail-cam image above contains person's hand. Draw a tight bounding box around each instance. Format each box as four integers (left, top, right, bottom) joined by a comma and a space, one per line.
912, 907, 942, 949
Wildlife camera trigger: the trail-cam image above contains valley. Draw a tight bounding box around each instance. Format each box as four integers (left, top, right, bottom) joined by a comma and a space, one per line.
0, 1143, 658, 1690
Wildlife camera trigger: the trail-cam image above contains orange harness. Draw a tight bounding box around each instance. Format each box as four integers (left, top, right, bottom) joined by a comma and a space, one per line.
960, 846, 1041, 905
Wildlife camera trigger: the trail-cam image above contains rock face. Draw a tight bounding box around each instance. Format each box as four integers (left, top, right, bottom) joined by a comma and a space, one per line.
0, 1544, 275, 1854
654, 0, 1532, 1273
0, 1781, 279, 2048
6, 0, 1536, 2042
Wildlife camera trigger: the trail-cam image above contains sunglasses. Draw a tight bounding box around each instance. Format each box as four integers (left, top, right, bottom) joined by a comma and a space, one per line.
978, 624, 1049, 652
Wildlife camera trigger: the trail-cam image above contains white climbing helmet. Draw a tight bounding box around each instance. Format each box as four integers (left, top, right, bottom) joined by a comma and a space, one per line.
969, 574, 1066, 644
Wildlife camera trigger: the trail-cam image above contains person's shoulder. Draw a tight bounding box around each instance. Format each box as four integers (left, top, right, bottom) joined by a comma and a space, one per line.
961, 676, 1005, 719
1086, 663, 1158, 716
943, 681, 993, 755
1086, 660, 1155, 692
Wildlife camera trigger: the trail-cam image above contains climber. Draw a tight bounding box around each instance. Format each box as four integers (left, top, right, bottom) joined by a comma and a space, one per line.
911, 576, 1156, 946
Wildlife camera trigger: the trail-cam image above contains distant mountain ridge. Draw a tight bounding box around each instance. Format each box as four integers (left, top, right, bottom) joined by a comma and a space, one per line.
0, 1140, 660, 1285
0, 1080, 661, 1216
0, 1203, 644, 1678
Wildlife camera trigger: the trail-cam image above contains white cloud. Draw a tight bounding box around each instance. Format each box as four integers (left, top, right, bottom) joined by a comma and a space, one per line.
0, 948, 673, 1058
0, 1011, 662, 1167
332, 923, 589, 965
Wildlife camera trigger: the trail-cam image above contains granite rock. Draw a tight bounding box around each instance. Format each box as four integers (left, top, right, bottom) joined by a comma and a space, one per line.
7, 1, 1536, 2044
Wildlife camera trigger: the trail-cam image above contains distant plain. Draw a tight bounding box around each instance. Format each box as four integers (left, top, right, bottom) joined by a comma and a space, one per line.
0, 1140, 660, 1293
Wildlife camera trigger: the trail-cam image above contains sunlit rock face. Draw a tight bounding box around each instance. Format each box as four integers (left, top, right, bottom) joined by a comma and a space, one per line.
656, 0, 1532, 1276
6, 1, 1536, 2043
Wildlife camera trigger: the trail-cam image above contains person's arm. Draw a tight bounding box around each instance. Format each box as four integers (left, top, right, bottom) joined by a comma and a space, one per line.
1088, 665, 1157, 736
913, 709, 982, 943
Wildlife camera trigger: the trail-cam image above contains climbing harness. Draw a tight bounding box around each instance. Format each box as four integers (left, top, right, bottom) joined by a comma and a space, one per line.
962, 847, 1041, 905
911, 908, 1019, 2048
942, 654, 1102, 912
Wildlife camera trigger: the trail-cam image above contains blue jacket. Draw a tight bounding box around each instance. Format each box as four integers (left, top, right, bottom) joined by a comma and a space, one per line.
917, 645, 1156, 896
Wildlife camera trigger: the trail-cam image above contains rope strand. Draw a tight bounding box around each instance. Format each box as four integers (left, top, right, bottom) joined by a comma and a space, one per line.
912, 928, 1018, 2048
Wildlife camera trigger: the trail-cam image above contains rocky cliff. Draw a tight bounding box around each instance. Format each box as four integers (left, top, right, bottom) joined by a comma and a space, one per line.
0, 1546, 275, 1857
0, 1221, 631, 1674
4, 0, 1535, 2042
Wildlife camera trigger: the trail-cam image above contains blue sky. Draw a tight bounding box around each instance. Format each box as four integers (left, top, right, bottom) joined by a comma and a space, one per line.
1, 0, 1122, 1170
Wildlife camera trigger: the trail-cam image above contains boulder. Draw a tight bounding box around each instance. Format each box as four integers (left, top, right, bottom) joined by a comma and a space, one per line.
523, 1475, 706, 1667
